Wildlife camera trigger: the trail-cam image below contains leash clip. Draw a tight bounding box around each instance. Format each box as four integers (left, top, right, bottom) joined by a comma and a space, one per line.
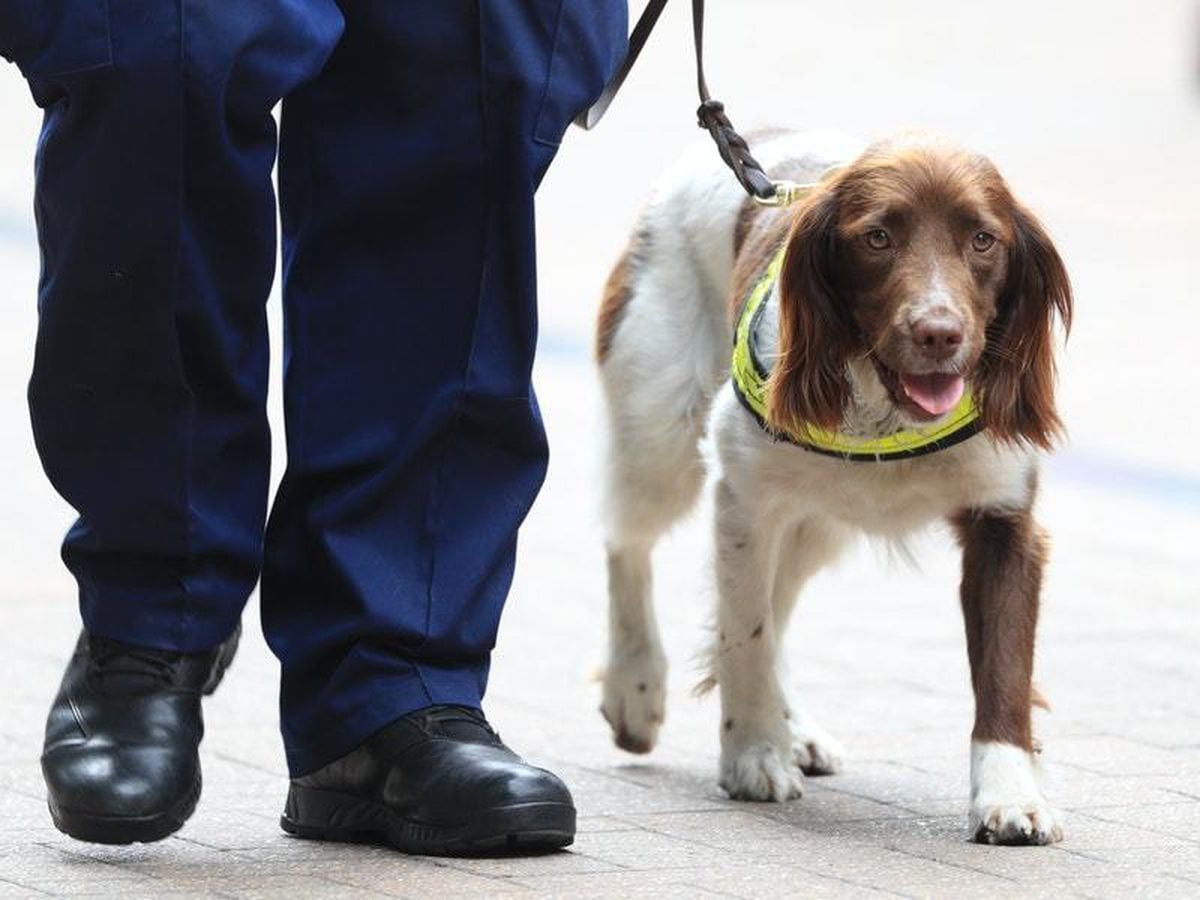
752, 180, 815, 208
753, 165, 848, 208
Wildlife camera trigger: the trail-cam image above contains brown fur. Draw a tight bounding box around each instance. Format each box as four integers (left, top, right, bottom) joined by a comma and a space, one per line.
952, 503, 1048, 751
731, 140, 811, 258
975, 203, 1073, 448
729, 207, 792, 322
595, 237, 638, 363
758, 140, 1072, 446
767, 185, 856, 432
733, 196, 765, 260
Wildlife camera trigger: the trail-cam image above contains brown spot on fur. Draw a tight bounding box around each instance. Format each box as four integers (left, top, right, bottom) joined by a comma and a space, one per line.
724, 718, 734, 732
733, 197, 762, 259
731, 140, 826, 259
595, 231, 645, 362
637, 682, 647, 693
751, 623, 763, 639
952, 498, 1047, 752
729, 207, 792, 323
727, 148, 837, 323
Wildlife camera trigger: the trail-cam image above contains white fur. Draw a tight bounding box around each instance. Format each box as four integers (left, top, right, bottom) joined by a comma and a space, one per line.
596, 131, 1052, 841
970, 741, 1063, 845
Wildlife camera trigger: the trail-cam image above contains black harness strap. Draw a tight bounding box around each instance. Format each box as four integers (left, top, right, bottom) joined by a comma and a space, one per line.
576, 0, 779, 202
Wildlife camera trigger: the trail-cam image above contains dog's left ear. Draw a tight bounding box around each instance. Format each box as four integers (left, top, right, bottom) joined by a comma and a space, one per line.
975, 203, 1073, 449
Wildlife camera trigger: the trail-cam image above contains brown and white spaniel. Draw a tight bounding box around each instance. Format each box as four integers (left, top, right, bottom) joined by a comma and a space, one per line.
594, 130, 1072, 845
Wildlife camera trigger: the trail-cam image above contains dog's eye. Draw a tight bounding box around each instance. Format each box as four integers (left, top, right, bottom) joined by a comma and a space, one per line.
864, 229, 891, 250
971, 231, 996, 252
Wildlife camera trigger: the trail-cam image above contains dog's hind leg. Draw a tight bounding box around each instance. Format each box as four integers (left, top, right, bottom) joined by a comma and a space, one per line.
596, 363, 712, 750
595, 205, 730, 754
597, 426, 707, 753
601, 541, 667, 753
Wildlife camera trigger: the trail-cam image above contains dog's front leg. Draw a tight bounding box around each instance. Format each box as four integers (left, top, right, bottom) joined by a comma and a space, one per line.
713, 479, 802, 802
954, 505, 1063, 845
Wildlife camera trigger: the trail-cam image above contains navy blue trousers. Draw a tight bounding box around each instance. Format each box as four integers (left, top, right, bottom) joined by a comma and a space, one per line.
1, 0, 626, 775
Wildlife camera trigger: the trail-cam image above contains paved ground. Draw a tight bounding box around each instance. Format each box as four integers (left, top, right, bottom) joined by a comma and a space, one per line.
1, 1, 1198, 897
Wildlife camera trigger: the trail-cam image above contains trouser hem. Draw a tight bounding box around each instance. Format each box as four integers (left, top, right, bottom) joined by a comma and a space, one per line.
282, 668, 484, 777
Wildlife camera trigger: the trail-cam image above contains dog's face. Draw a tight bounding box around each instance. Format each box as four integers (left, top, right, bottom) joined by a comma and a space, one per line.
766, 137, 1073, 448
835, 149, 1011, 423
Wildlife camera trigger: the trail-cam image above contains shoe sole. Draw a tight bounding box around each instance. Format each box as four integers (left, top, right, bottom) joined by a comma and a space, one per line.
47, 773, 202, 845
280, 784, 575, 856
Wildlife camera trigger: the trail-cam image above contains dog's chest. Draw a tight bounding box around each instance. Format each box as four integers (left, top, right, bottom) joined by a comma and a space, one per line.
756, 437, 1031, 536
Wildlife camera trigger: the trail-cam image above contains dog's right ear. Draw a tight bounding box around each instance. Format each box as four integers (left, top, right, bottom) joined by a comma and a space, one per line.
766, 185, 854, 435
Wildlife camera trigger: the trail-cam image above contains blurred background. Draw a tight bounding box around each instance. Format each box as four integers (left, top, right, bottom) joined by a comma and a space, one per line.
0, 1, 1198, 892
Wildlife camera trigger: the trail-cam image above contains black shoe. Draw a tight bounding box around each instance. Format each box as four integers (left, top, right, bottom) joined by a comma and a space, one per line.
280, 705, 575, 855
41, 625, 240, 844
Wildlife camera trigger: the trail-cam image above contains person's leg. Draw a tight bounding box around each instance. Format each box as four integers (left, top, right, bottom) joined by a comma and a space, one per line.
266, 0, 626, 776
24, 0, 341, 651
25, 0, 342, 843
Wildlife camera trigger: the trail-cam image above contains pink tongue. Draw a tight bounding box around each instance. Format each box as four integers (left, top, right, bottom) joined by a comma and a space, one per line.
899, 373, 965, 416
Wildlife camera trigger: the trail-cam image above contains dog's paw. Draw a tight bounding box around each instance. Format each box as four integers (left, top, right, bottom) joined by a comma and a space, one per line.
600, 650, 667, 754
970, 740, 1063, 846
791, 718, 845, 776
971, 798, 1063, 846
720, 741, 804, 802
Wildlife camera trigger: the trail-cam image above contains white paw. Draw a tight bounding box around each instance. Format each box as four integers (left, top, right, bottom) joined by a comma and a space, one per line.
971, 797, 1063, 846
600, 650, 667, 754
791, 718, 845, 776
970, 740, 1064, 846
720, 740, 804, 802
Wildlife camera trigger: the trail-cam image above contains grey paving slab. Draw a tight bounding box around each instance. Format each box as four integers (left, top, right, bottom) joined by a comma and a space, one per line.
0, 883, 53, 900
1066, 874, 1200, 900
2, 0, 1199, 896
282, 860, 531, 899
512, 865, 892, 900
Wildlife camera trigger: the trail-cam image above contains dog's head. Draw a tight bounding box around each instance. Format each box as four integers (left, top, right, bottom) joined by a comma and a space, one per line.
766, 136, 1073, 448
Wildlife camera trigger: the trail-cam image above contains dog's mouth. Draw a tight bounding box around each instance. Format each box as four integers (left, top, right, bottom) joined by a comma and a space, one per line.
871, 358, 966, 422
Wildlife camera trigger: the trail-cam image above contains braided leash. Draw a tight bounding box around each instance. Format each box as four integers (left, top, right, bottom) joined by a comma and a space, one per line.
578, 0, 805, 206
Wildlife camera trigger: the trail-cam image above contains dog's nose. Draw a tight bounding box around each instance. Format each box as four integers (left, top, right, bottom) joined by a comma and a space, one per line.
911, 317, 964, 360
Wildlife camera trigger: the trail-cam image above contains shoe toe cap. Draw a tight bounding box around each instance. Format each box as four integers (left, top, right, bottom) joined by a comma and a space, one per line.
442, 747, 574, 810
43, 742, 198, 818
505, 762, 573, 806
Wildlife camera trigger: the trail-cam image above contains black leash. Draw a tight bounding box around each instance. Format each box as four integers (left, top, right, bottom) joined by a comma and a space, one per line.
577, 0, 779, 203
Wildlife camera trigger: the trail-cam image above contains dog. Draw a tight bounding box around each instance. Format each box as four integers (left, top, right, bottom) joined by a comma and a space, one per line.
593, 130, 1072, 845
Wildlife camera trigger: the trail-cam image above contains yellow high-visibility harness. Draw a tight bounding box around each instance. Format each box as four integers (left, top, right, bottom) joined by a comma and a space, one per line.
730, 245, 983, 461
